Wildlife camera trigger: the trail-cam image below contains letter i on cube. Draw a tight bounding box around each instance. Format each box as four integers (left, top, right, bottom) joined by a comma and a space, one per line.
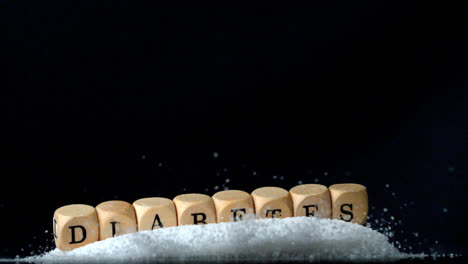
96, 200, 137, 240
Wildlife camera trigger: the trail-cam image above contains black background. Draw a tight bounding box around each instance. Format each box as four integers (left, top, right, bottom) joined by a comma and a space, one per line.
0, 0, 466, 261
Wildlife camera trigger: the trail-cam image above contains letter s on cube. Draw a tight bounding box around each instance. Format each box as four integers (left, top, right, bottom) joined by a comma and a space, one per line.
329, 183, 368, 225
53, 204, 99, 251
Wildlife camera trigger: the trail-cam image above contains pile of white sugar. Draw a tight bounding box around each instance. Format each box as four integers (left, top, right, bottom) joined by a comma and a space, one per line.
27, 217, 415, 263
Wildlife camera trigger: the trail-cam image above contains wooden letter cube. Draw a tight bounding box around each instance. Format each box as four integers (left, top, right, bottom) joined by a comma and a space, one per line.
329, 183, 368, 225
53, 204, 99, 251
96, 200, 137, 240
251, 187, 293, 219
289, 184, 331, 218
173, 193, 216, 225
133, 197, 177, 231
212, 190, 255, 222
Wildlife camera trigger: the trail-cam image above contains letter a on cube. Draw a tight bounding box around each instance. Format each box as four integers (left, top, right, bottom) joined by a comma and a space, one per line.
329, 183, 368, 225
173, 193, 216, 225
133, 197, 177, 231
53, 204, 99, 251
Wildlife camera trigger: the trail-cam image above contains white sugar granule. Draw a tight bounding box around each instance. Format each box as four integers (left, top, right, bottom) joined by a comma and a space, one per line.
26, 217, 418, 263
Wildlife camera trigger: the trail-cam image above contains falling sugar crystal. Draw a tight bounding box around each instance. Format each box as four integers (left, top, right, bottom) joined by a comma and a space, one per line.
26, 217, 418, 263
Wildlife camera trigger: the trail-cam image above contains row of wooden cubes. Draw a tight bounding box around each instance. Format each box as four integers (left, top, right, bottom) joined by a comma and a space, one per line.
53, 183, 368, 251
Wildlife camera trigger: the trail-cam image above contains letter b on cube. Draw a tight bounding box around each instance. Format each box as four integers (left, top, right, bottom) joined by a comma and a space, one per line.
173, 193, 216, 225
53, 204, 99, 251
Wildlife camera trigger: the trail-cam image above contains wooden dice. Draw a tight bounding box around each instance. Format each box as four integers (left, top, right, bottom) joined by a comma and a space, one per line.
329, 183, 368, 225
53, 204, 99, 251
173, 193, 217, 225
133, 197, 177, 231
53, 182, 371, 251
290, 184, 331, 218
96, 200, 137, 240
212, 190, 255, 222
251, 187, 293, 219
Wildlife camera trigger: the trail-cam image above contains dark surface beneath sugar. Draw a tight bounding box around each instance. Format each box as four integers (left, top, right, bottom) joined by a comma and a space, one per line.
2, 256, 467, 264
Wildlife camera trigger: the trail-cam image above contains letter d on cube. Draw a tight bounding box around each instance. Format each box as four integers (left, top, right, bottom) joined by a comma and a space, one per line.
53, 204, 99, 251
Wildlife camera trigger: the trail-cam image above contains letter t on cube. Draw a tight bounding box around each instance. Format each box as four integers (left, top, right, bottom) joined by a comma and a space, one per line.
251, 187, 293, 219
